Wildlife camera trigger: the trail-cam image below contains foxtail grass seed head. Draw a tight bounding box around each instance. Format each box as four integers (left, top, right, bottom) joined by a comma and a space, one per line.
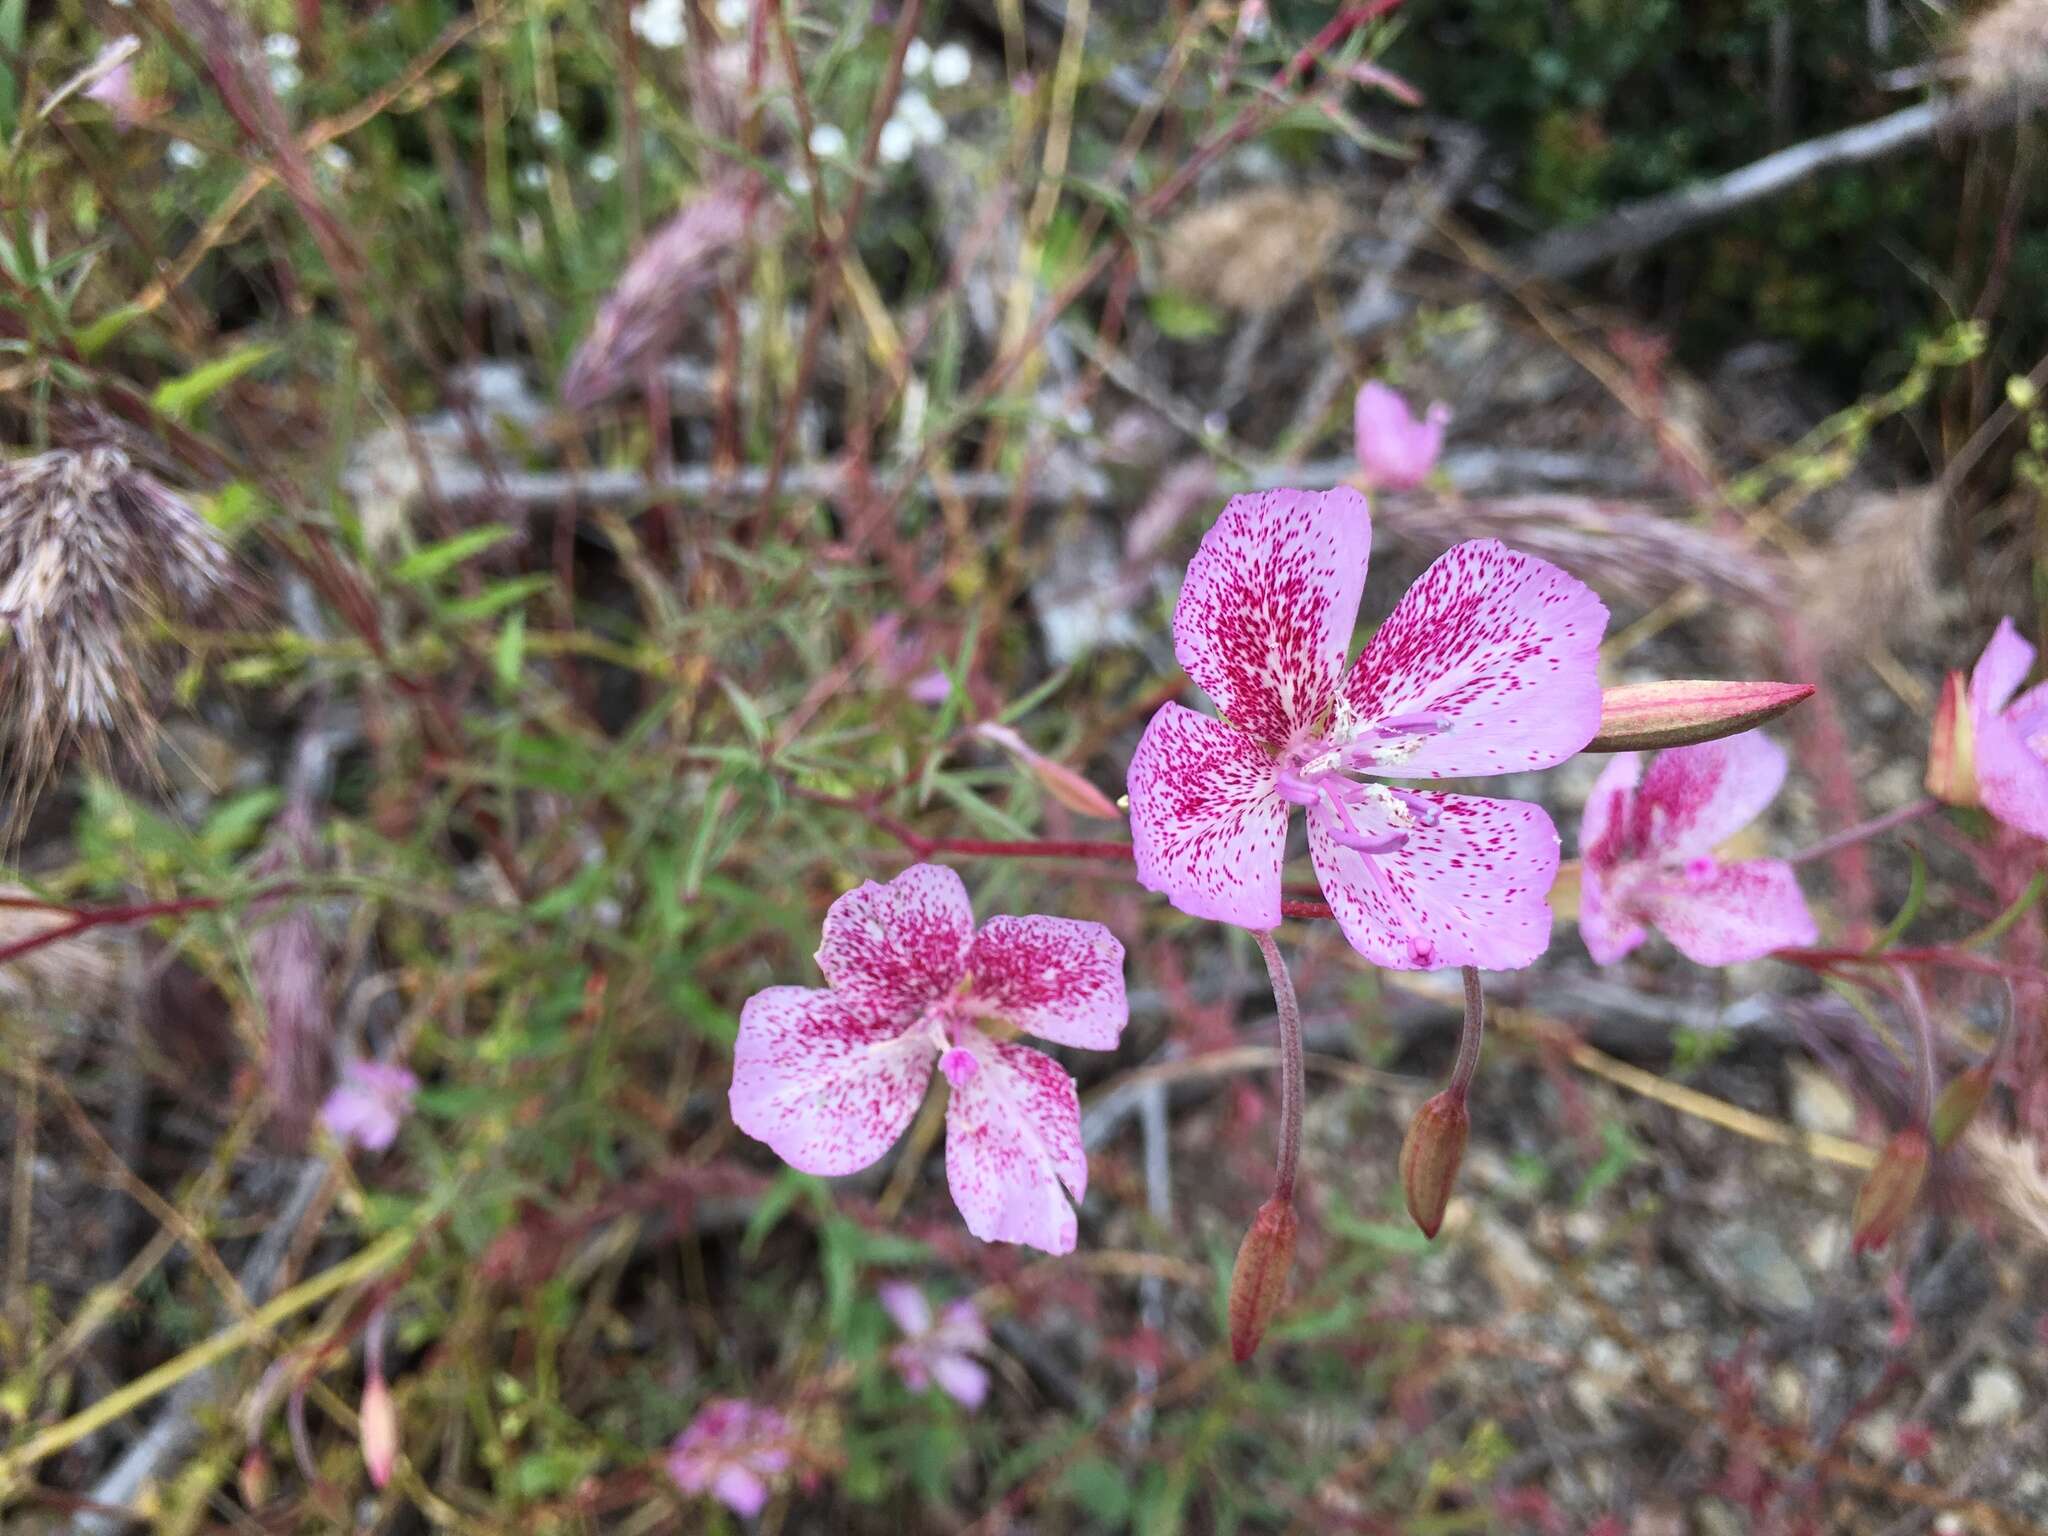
1399, 1090, 1470, 1239
560, 183, 758, 409
0, 447, 232, 814
1227, 1194, 1298, 1363
1852, 1127, 1930, 1254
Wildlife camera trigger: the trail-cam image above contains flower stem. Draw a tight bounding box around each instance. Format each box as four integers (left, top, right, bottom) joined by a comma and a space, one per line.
1449, 966, 1486, 1101
1789, 797, 1937, 866
1253, 931, 1305, 1204
1896, 966, 1938, 1125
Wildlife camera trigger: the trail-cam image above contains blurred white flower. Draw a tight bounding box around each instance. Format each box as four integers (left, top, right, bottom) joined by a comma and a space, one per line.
263, 32, 299, 60
877, 118, 915, 164
269, 58, 301, 94
714, 0, 749, 28
896, 90, 946, 147
589, 153, 618, 183
166, 139, 204, 169
786, 168, 811, 197
807, 123, 848, 158
534, 107, 565, 143
321, 145, 352, 174
631, 0, 686, 49
930, 42, 971, 88
517, 162, 548, 190
903, 38, 932, 77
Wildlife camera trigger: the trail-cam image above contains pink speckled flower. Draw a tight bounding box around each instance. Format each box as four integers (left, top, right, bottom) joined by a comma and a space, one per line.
1578, 732, 1817, 966
1967, 618, 2048, 840
318, 1060, 418, 1152
729, 865, 1127, 1254
880, 1281, 991, 1409
1127, 488, 1606, 969
667, 1398, 793, 1519
1354, 381, 1450, 491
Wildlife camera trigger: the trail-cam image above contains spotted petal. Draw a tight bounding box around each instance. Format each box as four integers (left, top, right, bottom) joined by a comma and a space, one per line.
1340, 540, 1606, 778
730, 986, 934, 1176
943, 1037, 1086, 1254
1577, 754, 1647, 963
1636, 858, 1817, 966
1633, 732, 1787, 861
1307, 791, 1560, 970
1127, 701, 1290, 930
815, 864, 974, 1025
1171, 488, 1372, 748
967, 915, 1127, 1050
1974, 700, 2048, 840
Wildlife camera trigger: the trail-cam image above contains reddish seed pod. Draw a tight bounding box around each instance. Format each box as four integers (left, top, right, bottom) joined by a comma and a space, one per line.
1583, 679, 1815, 753
1399, 1090, 1470, 1240
360, 1372, 399, 1490
1852, 1128, 1930, 1254
1227, 1196, 1298, 1364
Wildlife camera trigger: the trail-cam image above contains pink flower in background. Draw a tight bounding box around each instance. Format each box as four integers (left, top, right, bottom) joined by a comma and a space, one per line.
730, 864, 1127, 1254
1577, 732, 1817, 966
1126, 488, 1606, 970
880, 1281, 991, 1409
1354, 381, 1450, 490
318, 1060, 419, 1152
83, 38, 152, 128
667, 1398, 793, 1519
1965, 618, 2048, 840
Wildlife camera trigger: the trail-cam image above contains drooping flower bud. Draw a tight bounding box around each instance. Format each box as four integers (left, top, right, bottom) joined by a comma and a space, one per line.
1584, 680, 1816, 753
1852, 1128, 1929, 1254
359, 1372, 398, 1489
1227, 1195, 1297, 1364
1931, 1063, 1995, 1149
1925, 669, 1978, 809
974, 721, 1121, 821
1399, 1091, 1469, 1239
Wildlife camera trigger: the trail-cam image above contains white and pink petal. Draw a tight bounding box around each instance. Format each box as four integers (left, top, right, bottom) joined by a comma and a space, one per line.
729, 986, 934, 1177
1171, 488, 1372, 749
1971, 617, 2037, 717
1340, 540, 1606, 778
815, 864, 974, 1024
1636, 858, 1817, 966
967, 914, 1128, 1051
1633, 732, 1788, 861
1307, 791, 1560, 971
1127, 702, 1290, 931
943, 1037, 1087, 1254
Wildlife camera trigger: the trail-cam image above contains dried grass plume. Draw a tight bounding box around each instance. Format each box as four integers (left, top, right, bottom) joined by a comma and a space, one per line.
1154, 188, 1349, 315
1965, 1122, 2048, 1255
0, 446, 233, 815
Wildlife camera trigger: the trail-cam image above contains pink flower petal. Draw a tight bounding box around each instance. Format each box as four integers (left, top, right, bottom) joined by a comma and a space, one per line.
966, 915, 1128, 1050
1974, 703, 2048, 840
878, 1279, 932, 1338
729, 987, 934, 1176
1127, 702, 1289, 930
711, 1465, 770, 1519
1354, 381, 1449, 491
931, 1352, 991, 1411
1307, 792, 1560, 970
1633, 732, 1788, 861
815, 864, 974, 1025
1635, 858, 1817, 965
1340, 540, 1607, 778
1577, 754, 1648, 964
943, 1038, 1086, 1254
1171, 488, 1372, 749
1972, 617, 2035, 715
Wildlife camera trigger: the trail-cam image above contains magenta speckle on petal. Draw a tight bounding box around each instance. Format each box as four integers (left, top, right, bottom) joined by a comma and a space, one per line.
940, 1047, 977, 1087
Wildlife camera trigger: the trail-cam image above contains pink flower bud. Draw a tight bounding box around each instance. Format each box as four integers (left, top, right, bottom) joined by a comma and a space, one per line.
1925, 669, 1978, 809
1583, 679, 1816, 753
1852, 1128, 1929, 1255
1354, 381, 1449, 490
1027, 756, 1123, 821
1399, 1091, 1469, 1240
1931, 1062, 1994, 1149
359, 1372, 398, 1490
1227, 1195, 1297, 1364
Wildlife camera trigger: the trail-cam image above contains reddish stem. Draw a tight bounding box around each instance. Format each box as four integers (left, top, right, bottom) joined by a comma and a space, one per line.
1253, 931, 1305, 1203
